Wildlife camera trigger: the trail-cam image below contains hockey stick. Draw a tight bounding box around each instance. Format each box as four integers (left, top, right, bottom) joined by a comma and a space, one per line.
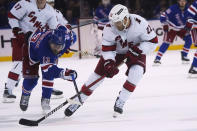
71, 74, 83, 104
71, 18, 108, 29
19, 98, 72, 126
69, 48, 101, 58
19, 76, 82, 127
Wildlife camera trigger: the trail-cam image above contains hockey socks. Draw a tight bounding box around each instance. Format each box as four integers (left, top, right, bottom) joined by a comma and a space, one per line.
155, 42, 170, 61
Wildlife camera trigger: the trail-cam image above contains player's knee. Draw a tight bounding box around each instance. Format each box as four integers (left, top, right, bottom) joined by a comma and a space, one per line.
184, 35, 192, 44
81, 84, 93, 96
127, 65, 144, 85
123, 81, 136, 92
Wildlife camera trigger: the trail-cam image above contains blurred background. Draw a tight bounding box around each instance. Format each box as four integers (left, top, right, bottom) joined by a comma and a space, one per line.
0, 0, 195, 28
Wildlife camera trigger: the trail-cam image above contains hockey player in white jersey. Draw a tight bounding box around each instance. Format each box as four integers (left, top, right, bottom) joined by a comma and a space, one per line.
2, 0, 62, 103
46, 0, 68, 25
64, 4, 158, 117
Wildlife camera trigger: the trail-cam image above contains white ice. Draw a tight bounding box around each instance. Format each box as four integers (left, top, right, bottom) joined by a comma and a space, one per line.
0, 50, 197, 131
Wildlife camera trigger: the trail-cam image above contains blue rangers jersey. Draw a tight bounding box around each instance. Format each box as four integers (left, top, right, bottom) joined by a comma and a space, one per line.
93, 4, 113, 30
160, 4, 190, 30
28, 29, 73, 88
187, 0, 197, 27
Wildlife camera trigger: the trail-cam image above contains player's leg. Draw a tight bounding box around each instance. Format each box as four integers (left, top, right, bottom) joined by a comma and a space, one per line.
41, 78, 55, 113
181, 34, 192, 63
113, 65, 144, 117
64, 54, 126, 116
20, 44, 39, 111
113, 54, 145, 117
188, 50, 197, 76
154, 30, 176, 65
2, 38, 23, 103
2, 61, 22, 103
51, 88, 63, 99
20, 78, 38, 111
64, 57, 106, 116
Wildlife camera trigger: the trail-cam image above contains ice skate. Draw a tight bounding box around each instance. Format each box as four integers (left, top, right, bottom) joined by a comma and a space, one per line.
113, 97, 125, 118
153, 59, 161, 66
2, 84, 16, 103
181, 52, 190, 64
51, 89, 63, 99
20, 94, 30, 111
188, 66, 197, 78
41, 98, 51, 114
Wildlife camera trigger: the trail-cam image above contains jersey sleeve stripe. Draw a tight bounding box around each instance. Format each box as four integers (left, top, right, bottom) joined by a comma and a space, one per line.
149, 36, 158, 44
188, 6, 197, 15
8, 12, 19, 20
102, 45, 116, 52
41, 64, 54, 72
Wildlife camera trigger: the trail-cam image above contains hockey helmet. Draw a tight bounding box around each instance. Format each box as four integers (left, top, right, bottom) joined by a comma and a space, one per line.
49, 29, 66, 54
109, 4, 129, 30
57, 25, 77, 46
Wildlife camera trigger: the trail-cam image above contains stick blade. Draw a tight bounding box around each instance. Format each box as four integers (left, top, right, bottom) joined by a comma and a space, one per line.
19, 118, 38, 126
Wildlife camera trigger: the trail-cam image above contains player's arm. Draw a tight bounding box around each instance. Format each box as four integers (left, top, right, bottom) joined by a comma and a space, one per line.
55, 9, 68, 25
8, 0, 27, 37
127, 19, 158, 58
47, 9, 59, 29
8, 0, 27, 29
40, 58, 77, 81
185, 2, 197, 30
101, 25, 119, 78
160, 7, 173, 32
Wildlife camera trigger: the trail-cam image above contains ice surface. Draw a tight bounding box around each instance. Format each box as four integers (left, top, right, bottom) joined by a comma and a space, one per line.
0, 50, 197, 131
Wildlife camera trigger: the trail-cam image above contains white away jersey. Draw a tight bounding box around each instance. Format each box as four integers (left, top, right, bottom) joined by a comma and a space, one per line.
54, 9, 68, 25
8, 0, 58, 33
101, 14, 157, 60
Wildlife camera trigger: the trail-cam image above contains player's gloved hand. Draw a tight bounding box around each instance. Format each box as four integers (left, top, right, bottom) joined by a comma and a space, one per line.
65, 24, 72, 30
104, 59, 119, 78
163, 24, 169, 32
179, 22, 193, 38
12, 27, 25, 40
60, 68, 77, 81
127, 44, 143, 57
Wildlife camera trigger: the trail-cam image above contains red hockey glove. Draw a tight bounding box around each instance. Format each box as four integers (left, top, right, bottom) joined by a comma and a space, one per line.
12, 27, 25, 40
179, 22, 193, 38
60, 68, 77, 81
163, 25, 169, 32
104, 59, 119, 78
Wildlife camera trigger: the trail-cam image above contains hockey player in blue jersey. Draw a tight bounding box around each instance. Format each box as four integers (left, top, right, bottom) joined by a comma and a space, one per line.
154, 0, 192, 65
185, 0, 197, 75
93, 0, 113, 56
93, 0, 113, 30
20, 26, 77, 112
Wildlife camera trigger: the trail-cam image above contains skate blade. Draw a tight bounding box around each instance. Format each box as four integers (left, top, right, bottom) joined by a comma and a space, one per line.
152, 63, 161, 66
188, 73, 197, 78
2, 98, 15, 103
113, 112, 121, 118
51, 94, 64, 99
182, 61, 190, 64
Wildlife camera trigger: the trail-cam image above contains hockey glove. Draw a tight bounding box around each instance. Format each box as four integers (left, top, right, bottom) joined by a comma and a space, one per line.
104, 59, 119, 78
179, 22, 193, 38
163, 25, 169, 32
12, 27, 25, 40
60, 68, 77, 81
